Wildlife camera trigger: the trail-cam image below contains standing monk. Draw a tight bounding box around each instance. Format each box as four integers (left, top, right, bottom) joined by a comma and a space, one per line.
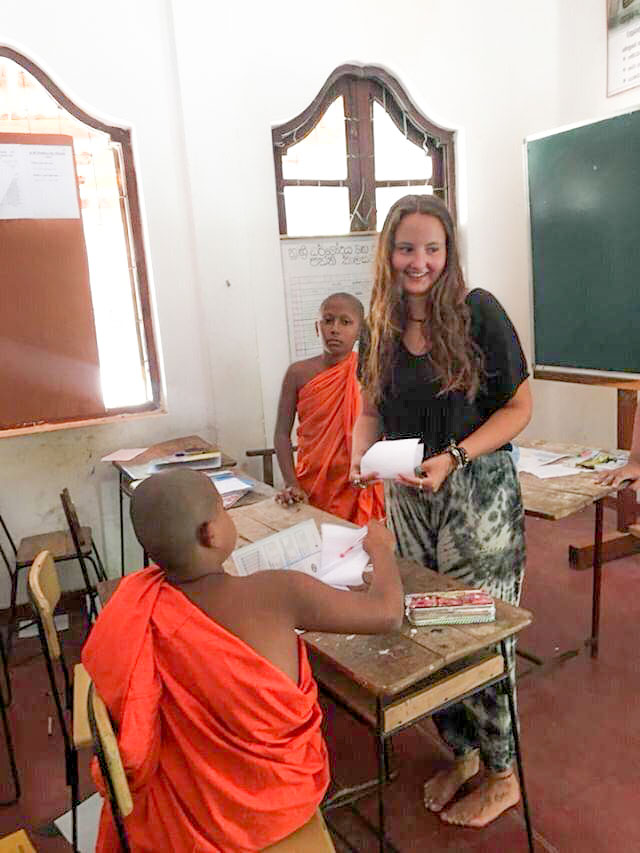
274, 292, 384, 525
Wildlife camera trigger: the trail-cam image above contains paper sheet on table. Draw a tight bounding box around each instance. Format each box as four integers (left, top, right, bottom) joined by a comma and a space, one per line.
515, 447, 573, 471
517, 446, 627, 479
525, 464, 584, 479
232, 519, 322, 577
231, 519, 369, 589
101, 448, 148, 462
319, 524, 370, 588
208, 472, 253, 495
361, 438, 424, 479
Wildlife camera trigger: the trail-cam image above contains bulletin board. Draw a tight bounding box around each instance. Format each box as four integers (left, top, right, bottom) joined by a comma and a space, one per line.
0, 133, 105, 429
279, 233, 377, 360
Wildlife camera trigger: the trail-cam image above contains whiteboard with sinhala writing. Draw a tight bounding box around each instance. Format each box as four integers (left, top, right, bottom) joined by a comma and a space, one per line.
279, 233, 377, 360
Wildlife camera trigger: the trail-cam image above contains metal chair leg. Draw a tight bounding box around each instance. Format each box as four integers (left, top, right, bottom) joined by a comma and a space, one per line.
91, 540, 108, 582
0, 634, 20, 805
70, 747, 79, 853
0, 631, 12, 708
501, 640, 534, 853
6, 571, 19, 655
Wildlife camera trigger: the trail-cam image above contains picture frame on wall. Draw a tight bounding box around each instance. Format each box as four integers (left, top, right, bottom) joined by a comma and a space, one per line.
607, 0, 640, 95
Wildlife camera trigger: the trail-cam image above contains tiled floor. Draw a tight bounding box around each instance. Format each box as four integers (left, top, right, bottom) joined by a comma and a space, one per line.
0, 505, 639, 851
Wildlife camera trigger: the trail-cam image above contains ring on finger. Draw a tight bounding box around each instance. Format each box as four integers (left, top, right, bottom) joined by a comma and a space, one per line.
418, 480, 424, 491
414, 465, 423, 478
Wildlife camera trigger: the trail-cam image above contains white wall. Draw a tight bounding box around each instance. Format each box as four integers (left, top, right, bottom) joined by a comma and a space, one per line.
171, 0, 563, 461
1, 0, 635, 604
0, 0, 215, 604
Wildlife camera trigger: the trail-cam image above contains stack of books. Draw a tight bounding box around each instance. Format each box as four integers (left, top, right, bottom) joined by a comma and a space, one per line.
405, 590, 495, 626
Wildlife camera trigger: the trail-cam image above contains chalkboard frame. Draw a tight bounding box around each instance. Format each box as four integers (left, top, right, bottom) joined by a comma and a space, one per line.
524, 105, 640, 387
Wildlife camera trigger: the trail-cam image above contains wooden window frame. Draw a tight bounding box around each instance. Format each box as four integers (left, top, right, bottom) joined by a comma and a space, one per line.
0, 47, 162, 435
273, 64, 456, 234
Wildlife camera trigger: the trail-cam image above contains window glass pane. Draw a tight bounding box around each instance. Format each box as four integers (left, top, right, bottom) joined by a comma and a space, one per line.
375, 185, 433, 229
373, 101, 433, 181
0, 57, 149, 410
282, 97, 347, 180
284, 186, 351, 236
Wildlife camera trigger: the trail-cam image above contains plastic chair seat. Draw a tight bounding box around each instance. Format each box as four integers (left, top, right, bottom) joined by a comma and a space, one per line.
16, 527, 92, 568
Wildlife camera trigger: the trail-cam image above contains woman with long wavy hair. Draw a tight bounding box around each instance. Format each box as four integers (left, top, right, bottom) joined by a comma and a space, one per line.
352, 194, 532, 828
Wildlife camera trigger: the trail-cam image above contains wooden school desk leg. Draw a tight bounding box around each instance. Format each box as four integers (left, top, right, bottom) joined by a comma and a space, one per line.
590, 499, 604, 659
119, 472, 125, 577
500, 640, 534, 853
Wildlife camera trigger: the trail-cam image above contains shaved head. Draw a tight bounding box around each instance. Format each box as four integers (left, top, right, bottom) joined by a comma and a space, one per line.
320, 292, 364, 322
130, 469, 220, 572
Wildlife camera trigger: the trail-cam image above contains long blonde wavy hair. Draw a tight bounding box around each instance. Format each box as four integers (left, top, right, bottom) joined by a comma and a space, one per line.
361, 194, 484, 404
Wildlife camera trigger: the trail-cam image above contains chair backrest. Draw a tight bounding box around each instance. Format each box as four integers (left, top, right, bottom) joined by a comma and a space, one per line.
88, 683, 132, 851
59, 488, 84, 555
28, 550, 62, 660
245, 447, 297, 488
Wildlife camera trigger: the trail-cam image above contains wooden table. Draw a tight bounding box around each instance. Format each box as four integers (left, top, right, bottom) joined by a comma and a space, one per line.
518, 439, 625, 660
98, 498, 533, 852
111, 435, 238, 574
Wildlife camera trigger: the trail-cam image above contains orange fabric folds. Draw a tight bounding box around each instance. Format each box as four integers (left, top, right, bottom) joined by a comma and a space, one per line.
82, 568, 329, 852
295, 352, 384, 525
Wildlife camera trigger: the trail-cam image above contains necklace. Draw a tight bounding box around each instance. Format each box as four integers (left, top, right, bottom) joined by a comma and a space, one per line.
408, 315, 427, 323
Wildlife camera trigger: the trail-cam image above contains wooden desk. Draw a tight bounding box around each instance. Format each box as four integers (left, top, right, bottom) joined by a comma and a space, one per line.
97, 498, 533, 852
518, 439, 625, 659
111, 435, 237, 574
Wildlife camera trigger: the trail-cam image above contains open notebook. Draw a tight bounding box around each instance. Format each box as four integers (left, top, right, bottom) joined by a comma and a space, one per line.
231, 519, 369, 589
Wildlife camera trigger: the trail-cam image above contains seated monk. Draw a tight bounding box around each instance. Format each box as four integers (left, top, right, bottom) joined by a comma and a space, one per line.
82, 468, 402, 852
274, 292, 384, 524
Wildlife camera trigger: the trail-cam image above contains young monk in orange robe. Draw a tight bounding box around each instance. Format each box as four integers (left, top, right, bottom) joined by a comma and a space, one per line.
274, 292, 384, 524
82, 468, 402, 853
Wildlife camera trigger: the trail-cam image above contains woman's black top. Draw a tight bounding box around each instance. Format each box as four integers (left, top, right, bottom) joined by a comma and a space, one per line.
361, 289, 529, 457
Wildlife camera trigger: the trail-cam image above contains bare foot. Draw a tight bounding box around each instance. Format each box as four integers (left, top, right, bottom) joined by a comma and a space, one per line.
423, 751, 480, 813
440, 769, 520, 827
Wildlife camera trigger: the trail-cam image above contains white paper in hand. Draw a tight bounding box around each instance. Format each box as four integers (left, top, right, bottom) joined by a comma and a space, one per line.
360, 438, 424, 480
319, 524, 370, 588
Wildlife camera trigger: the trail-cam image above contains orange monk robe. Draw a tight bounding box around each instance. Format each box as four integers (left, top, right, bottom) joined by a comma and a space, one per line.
82, 567, 329, 853
295, 351, 385, 525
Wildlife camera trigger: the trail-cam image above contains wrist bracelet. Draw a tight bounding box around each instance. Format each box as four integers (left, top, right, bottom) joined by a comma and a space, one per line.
446, 440, 470, 470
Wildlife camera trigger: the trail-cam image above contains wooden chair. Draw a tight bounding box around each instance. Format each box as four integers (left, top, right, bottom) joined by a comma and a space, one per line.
87, 682, 132, 853
59, 488, 108, 625
262, 811, 335, 852
0, 830, 36, 852
245, 447, 297, 488
28, 551, 93, 853
1, 499, 106, 651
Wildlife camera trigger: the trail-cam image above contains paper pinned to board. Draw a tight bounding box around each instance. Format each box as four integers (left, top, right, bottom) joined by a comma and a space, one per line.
361, 438, 424, 479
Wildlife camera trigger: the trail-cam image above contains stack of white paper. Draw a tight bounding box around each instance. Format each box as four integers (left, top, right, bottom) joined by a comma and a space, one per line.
361, 438, 424, 479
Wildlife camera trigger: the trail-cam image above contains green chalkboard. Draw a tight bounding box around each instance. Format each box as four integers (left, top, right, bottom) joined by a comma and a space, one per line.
526, 109, 640, 377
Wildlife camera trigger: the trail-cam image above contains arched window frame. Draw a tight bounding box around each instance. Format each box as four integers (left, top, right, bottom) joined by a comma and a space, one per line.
272, 64, 456, 234
0, 46, 161, 434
